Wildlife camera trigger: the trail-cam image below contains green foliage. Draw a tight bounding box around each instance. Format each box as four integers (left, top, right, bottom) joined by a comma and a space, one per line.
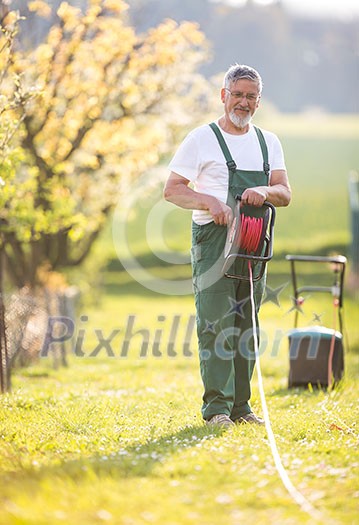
1, 0, 209, 287
0, 11, 40, 242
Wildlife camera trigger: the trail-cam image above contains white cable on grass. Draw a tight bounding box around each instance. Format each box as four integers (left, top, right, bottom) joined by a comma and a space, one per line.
320, 400, 357, 437
248, 262, 324, 523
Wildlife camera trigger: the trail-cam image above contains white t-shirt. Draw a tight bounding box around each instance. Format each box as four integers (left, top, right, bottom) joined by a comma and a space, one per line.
168, 122, 286, 225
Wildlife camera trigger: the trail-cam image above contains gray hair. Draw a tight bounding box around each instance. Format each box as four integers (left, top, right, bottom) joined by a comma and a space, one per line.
223, 64, 263, 94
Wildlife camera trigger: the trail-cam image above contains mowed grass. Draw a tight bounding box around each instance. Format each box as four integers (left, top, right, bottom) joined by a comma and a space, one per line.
1, 115, 359, 525
0, 295, 358, 525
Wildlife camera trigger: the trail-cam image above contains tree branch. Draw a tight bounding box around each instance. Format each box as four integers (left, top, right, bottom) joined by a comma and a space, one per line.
31, 18, 66, 137
64, 205, 112, 267
3, 237, 28, 288
22, 115, 51, 176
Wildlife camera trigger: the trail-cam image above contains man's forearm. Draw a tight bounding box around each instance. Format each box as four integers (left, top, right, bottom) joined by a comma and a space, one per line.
164, 183, 213, 211
265, 184, 292, 207
164, 178, 233, 225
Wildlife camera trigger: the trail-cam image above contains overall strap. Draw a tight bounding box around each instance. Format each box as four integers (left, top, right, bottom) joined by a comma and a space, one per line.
253, 126, 270, 178
209, 122, 237, 173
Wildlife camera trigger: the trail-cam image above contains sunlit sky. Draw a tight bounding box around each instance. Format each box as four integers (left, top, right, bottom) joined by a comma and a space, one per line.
219, 0, 359, 19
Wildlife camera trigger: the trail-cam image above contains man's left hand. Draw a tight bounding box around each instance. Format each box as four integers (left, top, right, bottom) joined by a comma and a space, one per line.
241, 187, 268, 207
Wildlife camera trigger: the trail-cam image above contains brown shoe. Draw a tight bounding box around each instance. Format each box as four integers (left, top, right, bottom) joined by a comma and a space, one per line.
236, 413, 265, 426
206, 414, 235, 428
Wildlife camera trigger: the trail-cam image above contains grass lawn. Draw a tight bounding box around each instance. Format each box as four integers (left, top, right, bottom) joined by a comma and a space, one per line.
0, 115, 358, 524
0, 303, 358, 525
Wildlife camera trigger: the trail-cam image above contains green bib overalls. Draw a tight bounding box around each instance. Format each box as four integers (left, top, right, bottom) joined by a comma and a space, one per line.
191, 123, 270, 421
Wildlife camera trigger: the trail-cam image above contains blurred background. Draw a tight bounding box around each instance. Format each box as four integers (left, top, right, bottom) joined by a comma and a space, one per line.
13, 0, 359, 113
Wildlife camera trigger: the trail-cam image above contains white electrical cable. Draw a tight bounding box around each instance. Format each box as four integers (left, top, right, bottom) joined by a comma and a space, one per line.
248, 262, 325, 523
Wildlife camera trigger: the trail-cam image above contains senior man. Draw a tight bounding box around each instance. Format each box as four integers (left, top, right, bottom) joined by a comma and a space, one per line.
164, 64, 291, 427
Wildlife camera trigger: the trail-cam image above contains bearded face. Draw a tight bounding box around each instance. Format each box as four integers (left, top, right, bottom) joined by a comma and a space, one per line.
221, 78, 260, 131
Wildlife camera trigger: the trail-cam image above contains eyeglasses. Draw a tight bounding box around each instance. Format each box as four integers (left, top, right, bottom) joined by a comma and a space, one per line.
224, 88, 259, 102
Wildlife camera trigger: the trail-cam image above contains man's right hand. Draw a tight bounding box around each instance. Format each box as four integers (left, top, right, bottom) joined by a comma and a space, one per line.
206, 196, 233, 226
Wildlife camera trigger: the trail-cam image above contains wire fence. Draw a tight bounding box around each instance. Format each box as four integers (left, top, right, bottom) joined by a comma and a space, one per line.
0, 285, 79, 393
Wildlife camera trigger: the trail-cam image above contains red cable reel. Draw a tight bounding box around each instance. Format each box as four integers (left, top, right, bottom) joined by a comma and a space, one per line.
223, 196, 275, 281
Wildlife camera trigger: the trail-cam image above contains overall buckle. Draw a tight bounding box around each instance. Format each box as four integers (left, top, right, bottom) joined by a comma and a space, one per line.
263, 162, 270, 177
227, 160, 237, 172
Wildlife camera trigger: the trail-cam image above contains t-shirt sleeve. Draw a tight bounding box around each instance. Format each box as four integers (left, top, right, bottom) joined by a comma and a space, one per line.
270, 134, 286, 171
168, 130, 200, 183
